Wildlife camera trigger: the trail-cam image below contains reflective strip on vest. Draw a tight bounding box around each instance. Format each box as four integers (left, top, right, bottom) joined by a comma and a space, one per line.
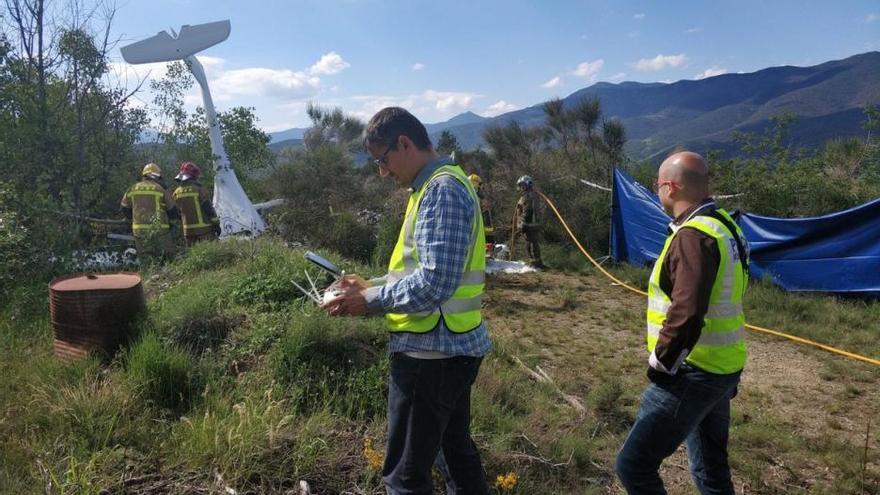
646, 209, 748, 374
647, 322, 746, 346
128, 184, 169, 230
385, 164, 486, 334
173, 186, 213, 234
386, 268, 485, 285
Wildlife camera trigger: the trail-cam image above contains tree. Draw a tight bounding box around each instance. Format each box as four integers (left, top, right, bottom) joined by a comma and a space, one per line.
543, 98, 574, 159
436, 130, 460, 155
571, 97, 601, 160
602, 119, 626, 165
303, 103, 364, 152
732, 111, 799, 165
267, 106, 379, 261
0, 0, 147, 287
483, 121, 543, 172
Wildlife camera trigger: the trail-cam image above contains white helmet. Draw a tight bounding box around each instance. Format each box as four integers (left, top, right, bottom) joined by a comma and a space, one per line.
516, 175, 533, 188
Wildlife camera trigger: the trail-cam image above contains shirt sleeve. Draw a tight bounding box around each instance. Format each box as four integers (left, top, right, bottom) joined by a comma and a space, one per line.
653, 227, 720, 372
363, 176, 475, 316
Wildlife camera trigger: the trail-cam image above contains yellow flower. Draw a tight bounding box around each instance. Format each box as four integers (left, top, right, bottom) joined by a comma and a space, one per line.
363, 437, 384, 471
494, 471, 518, 491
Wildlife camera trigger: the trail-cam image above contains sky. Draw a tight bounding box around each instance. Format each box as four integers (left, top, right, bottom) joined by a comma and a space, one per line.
106, 0, 880, 133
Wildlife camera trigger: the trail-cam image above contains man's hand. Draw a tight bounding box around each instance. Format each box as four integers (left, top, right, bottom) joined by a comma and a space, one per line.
337, 274, 369, 291
320, 288, 368, 317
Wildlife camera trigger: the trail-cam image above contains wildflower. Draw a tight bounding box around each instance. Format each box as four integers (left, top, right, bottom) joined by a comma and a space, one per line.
494, 471, 518, 491
363, 437, 383, 471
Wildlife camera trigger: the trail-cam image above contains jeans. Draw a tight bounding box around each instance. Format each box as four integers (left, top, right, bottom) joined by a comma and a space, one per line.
616, 364, 742, 495
383, 353, 489, 495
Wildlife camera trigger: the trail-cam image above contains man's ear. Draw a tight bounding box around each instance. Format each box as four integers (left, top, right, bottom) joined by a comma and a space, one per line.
398, 134, 412, 151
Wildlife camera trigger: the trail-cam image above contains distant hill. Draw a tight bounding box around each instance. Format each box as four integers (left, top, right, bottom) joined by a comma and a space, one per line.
267, 111, 490, 149
268, 127, 308, 144
424, 111, 489, 134
268, 138, 304, 152
431, 51, 880, 160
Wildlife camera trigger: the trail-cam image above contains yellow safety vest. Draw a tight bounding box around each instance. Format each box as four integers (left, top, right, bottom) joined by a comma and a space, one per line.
125, 180, 171, 232
647, 208, 748, 374
385, 164, 486, 333
172, 183, 216, 236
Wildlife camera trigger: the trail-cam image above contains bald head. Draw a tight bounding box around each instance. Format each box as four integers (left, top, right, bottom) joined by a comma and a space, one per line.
659, 151, 709, 200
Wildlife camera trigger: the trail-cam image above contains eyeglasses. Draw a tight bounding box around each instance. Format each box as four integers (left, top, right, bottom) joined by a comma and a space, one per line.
652, 180, 680, 193
374, 139, 398, 167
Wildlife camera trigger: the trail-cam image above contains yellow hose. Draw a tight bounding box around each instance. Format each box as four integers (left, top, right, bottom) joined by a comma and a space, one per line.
537, 191, 880, 368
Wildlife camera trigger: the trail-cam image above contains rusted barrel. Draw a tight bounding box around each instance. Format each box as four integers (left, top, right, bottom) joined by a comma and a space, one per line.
49, 272, 146, 361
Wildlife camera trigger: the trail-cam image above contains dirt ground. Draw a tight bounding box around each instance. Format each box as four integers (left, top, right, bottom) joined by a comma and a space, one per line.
483, 270, 880, 494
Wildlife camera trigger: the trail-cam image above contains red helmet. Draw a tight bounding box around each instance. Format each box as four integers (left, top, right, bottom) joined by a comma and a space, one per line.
175, 161, 201, 181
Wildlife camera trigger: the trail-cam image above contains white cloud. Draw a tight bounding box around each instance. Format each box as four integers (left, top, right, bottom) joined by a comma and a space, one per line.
308, 52, 350, 75
411, 63, 426, 71
686, 27, 704, 33
866, 13, 880, 23
198, 56, 226, 70
423, 90, 477, 112
209, 52, 350, 100
346, 91, 479, 121
633, 13, 645, 20
482, 100, 520, 117
572, 59, 604, 81
627, 31, 639, 39
346, 96, 413, 122
541, 76, 562, 88
213, 67, 320, 99
694, 66, 727, 80
633, 53, 687, 71
608, 72, 627, 82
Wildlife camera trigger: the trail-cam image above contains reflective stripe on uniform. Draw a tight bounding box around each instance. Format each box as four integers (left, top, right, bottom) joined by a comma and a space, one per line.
646, 208, 748, 374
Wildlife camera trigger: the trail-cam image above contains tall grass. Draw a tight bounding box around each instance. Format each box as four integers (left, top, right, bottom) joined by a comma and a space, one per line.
124, 332, 202, 414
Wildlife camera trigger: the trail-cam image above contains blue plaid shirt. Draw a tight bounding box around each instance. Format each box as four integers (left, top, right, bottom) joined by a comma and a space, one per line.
363, 156, 492, 357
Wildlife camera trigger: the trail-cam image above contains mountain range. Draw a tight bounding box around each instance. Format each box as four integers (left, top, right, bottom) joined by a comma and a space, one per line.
269, 51, 880, 160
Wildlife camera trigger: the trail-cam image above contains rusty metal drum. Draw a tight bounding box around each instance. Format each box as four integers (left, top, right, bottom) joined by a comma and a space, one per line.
49, 272, 146, 360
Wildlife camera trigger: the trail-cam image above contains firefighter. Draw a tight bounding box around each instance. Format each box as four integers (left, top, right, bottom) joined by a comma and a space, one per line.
514, 175, 545, 268
469, 173, 495, 256
121, 163, 178, 260
172, 161, 221, 246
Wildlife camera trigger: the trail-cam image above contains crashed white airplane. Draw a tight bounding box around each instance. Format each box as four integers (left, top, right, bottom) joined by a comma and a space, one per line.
121, 20, 266, 236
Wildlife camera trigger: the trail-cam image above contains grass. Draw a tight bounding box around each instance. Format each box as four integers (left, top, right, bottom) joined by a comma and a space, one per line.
1, 237, 878, 494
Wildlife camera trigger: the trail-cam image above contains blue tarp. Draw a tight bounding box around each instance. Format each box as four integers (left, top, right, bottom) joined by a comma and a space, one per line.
610, 168, 880, 295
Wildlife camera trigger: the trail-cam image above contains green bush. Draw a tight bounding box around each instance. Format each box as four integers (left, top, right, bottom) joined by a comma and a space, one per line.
125, 332, 201, 413
311, 211, 377, 264
173, 238, 252, 274
541, 243, 592, 273
150, 270, 236, 328
231, 272, 300, 308
372, 209, 402, 268
271, 312, 387, 420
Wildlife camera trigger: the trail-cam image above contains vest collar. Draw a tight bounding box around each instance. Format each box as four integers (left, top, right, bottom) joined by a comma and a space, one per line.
668, 198, 716, 234
409, 155, 454, 192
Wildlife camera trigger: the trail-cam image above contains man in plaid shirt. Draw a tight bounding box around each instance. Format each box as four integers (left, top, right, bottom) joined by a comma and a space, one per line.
323, 107, 490, 494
